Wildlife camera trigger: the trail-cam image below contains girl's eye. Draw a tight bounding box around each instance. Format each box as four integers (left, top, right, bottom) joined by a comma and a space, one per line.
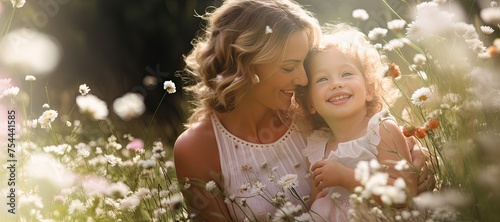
342, 72, 353, 77
316, 77, 327, 83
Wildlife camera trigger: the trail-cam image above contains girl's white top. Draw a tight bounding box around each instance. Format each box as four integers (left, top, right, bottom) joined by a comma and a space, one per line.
212, 113, 311, 221
303, 110, 394, 221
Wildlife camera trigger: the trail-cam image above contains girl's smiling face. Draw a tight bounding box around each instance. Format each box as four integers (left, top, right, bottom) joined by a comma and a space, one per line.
307, 47, 372, 121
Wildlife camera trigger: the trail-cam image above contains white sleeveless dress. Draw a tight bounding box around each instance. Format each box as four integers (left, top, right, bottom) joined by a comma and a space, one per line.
212, 114, 311, 221
303, 110, 393, 222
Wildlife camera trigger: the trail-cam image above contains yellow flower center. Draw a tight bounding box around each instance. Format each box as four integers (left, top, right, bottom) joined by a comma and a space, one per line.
419, 95, 428, 102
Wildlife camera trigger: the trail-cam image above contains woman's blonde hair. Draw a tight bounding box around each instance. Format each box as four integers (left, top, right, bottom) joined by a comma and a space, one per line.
297, 23, 393, 130
182, 0, 321, 126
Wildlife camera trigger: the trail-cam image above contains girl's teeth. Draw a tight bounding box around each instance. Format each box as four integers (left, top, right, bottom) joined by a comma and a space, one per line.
329, 95, 349, 102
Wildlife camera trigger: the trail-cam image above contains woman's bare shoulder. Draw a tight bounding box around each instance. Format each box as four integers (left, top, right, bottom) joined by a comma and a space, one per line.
174, 118, 220, 177
174, 118, 218, 154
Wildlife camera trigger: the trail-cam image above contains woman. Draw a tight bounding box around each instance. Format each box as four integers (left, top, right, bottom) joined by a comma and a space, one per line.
174, 0, 431, 221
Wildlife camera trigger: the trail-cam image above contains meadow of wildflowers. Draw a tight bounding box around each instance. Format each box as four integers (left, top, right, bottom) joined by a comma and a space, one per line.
1, 0, 500, 221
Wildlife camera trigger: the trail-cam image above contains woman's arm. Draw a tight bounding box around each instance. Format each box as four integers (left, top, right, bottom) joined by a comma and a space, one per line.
174, 122, 231, 222
406, 137, 436, 193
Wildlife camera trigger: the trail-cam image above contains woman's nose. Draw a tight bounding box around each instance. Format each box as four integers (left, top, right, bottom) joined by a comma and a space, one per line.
293, 67, 308, 86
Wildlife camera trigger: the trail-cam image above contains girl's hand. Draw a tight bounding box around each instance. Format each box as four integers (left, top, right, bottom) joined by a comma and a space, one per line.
311, 159, 345, 191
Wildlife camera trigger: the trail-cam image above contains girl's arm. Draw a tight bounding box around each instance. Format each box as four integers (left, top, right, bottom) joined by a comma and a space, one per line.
310, 120, 419, 199
377, 119, 418, 197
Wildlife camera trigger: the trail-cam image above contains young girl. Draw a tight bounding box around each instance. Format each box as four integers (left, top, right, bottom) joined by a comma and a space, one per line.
296, 24, 418, 221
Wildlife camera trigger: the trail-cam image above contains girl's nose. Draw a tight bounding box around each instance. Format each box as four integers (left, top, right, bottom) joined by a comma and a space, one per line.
329, 80, 344, 90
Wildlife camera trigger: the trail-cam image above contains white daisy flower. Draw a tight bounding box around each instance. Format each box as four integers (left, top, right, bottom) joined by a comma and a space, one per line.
205, 181, 217, 192
10, 0, 26, 8
272, 202, 301, 222
26, 119, 38, 128
480, 7, 500, 25
68, 200, 86, 214
401, 210, 412, 220
163, 193, 184, 210
380, 185, 407, 205
481, 25, 495, 35
1, 86, 19, 98
387, 19, 407, 31
135, 188, 152, 199
250, 181, 266, 195
431, 206, 459, 221
406, 2, 454, 41
277, 174, 299, 189
413, 53, 427, 65
18, 193, 44, 209
113, 92, 145, 121
43, 144, 71, 155
104, 154, 122, 167
163, 80, 176, 94
368, 27, 388, 40
38, 109, 58, 128
395, 159, 410, 171
25, 75, 36, 81
352, 9, 369, 21
138, 159, 156, 169
0, 29, 60, 76
364, 173, 388, 196
355, 161, 371, 184
121, 195, 141, 211
411, 87, 433, 107
442, 93, 460, 105
79, 84, 90, 95
106, 181, 130, 198
383, 38, 405, 51
76, 94, 108, 120
294, 213, 312, 222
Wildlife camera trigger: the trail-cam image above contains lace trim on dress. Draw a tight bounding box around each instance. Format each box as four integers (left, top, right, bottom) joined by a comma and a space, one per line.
211, 113, 296, 149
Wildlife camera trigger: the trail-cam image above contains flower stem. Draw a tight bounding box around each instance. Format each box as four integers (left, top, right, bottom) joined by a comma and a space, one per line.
145, 90, 168, 147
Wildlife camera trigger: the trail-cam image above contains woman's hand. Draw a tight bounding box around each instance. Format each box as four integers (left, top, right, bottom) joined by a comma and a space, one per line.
406, 137, 436, 193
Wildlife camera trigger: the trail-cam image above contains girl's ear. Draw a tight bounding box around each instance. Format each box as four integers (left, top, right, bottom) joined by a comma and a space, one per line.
366, 83, 374, 102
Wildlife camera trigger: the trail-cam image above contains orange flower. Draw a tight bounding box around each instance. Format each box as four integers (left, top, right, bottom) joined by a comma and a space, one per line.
388, 63, 401, 79
402, 127, 415, 137
414, 127, 427, 139
487, 45, 497, 57
427, 119, 439, 130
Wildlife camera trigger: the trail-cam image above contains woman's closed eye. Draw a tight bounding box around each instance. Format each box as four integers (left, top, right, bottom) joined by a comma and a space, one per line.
282, 67, 295, 73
